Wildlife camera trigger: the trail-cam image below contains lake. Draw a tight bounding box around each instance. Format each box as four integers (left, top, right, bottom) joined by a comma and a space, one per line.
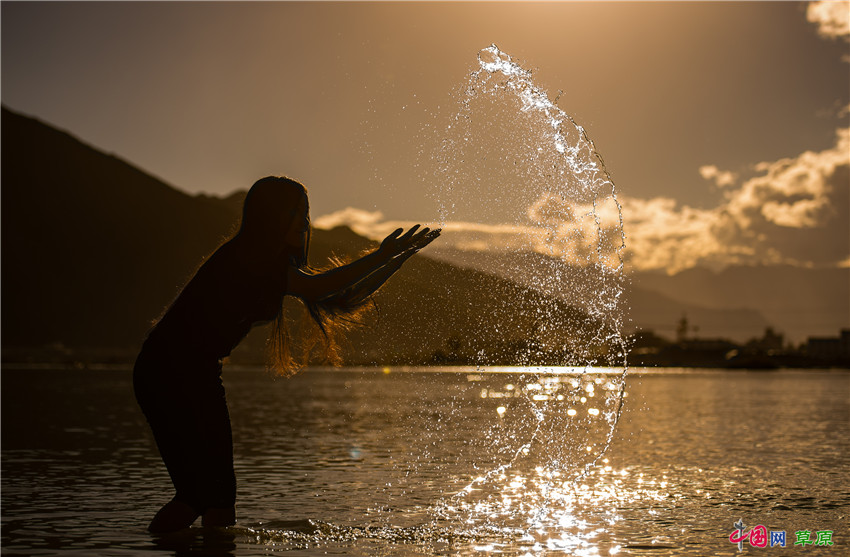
2, 367, 847, 556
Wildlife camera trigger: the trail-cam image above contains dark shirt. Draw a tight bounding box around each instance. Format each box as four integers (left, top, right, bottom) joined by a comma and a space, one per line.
138, 240, 287, 372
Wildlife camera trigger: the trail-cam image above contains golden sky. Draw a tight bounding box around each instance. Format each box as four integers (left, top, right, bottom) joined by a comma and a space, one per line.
3, 1, 848, 272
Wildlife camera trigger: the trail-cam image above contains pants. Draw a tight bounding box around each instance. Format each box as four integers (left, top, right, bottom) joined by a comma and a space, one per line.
134, 355, 237, 513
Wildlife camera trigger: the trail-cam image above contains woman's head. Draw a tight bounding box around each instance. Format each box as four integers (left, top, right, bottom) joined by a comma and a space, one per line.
240, 176, 310, 263
241, 177, 373, 377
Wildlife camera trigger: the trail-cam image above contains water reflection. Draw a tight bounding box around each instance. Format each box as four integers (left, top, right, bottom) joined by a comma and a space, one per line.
3, 368, 847, 556
151, 527, 237, 557
431, 461, 677, 556
229, 459, 682, 555
430, 369, 628, 543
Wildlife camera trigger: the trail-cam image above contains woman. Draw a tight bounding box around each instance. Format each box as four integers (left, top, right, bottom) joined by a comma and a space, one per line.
134, 176, 439, 533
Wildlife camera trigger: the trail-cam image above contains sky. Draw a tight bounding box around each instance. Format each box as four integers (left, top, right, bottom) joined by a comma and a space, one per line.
2, 1, 848, 274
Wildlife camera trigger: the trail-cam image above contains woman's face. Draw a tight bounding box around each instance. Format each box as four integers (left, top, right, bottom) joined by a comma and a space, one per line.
283, 195, 310, 250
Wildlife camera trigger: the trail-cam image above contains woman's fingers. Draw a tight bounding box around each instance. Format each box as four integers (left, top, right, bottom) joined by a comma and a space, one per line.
409, 227, 430, 243
400, 224, 421, 241
411, 225, 440, 242
402, 229, 441, 254
417, 231, 438, 246
384, 225, 440, 256
416, 228, 440, 244
380, 228, 404, 252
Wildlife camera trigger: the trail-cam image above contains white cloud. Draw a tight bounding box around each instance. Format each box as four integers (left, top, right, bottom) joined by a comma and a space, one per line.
618, 197, 723, 273
312, 207, 421, 243
315, 207, 547, 253
807, 0, 850, 42
316, 128, 849, 274
626, 126, 849, 271
313, 206, 387, 230
725, 128, 849, 228
698, 164, 738, 188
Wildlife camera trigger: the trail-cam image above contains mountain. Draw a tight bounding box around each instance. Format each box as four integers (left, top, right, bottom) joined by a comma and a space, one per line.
427, 248, 776, 343
632, 267, 848, 343
2, 106, 248, 355
428, 246, 848, 343
6, 105, 838, 366
1, 106, 605, 365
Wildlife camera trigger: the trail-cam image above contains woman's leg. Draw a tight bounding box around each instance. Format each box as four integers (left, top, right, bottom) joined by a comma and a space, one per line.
135, 367, 237, 531
202, 507, 237, 528
148, 499, 200, 533
192, 374, 238, 525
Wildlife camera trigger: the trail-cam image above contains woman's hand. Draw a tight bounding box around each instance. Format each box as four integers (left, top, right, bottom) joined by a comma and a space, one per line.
288, 225, 440, 302
325, 225, 440, 306
379, 225, 441, 259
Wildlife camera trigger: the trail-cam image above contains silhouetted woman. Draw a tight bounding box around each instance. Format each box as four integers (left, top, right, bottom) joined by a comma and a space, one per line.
134, 176, 439, 533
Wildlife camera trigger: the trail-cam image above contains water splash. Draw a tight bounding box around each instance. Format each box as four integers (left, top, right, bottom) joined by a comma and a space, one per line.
429, 45, 630, 533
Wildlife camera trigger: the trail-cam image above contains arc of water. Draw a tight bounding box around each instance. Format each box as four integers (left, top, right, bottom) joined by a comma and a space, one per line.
433, 44, 630, 534
471, 40, 629, 457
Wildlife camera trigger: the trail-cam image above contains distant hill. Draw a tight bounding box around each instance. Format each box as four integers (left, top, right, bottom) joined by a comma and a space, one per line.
632, 266, 849, 343
2, 106, 241, 354
427, 249, 773, 343
437, 246, 848, 344
7, 105, 838, 366
1, 106, 607, 366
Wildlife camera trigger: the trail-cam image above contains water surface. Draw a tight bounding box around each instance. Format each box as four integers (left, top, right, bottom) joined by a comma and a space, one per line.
2, 367, 847, 555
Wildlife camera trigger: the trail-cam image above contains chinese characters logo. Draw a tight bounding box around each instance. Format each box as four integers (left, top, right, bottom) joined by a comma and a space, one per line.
729, 519, 834, 551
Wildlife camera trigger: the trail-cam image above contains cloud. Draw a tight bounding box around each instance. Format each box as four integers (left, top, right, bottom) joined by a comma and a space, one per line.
699, 165, 738, 188
315, 207, 547, 253
318, 3, 850, 275
527, 193, 576, 225
313, 207, 390, 232
317, 126, 849, 275
617, 197, 723, 273
728, 128, 849, 229
807, 0, 850, 42
624, 126, 850, 272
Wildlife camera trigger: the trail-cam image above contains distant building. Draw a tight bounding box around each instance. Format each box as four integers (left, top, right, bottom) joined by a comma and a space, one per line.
806, 329, 850, 362
746, 327, 785, 354
679, 338, 738, 354
675, 314, 698, 343
629, 330, 669, 354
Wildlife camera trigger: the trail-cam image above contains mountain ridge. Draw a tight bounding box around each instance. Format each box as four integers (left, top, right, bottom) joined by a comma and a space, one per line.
3, 105, 841, 364
0, 106, 604, 365
426, 248, 775, 342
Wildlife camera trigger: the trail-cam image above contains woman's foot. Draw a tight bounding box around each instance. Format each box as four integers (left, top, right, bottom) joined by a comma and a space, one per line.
202, 506, 236, 528
148, 499, 200, 533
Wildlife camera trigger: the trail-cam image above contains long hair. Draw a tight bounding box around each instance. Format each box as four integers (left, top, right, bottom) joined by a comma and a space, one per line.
240, 177, 371, 377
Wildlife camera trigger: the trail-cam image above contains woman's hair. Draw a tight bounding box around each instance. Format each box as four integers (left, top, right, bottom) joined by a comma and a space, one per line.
241, 176, 371, 377
240, 176, 309, 265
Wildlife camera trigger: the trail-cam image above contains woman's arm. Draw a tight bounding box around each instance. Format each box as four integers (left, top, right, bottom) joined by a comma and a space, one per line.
287, 225, 439, 301
322, 242, 425, 307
